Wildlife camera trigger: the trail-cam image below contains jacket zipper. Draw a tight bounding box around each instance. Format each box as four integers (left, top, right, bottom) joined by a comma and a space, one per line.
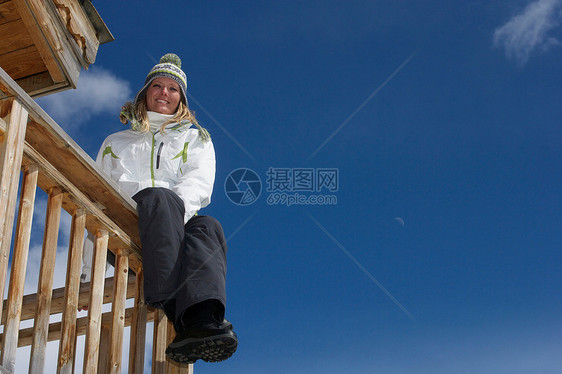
156, 142, 164, 169
150, 134, 156, 187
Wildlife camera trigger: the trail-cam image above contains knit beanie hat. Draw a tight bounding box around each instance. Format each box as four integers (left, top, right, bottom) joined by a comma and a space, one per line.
133, 53, 188, 107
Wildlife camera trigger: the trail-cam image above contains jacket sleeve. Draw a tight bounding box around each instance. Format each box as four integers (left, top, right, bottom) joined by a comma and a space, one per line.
95, 136, 113, 174
172, 133, 216, 223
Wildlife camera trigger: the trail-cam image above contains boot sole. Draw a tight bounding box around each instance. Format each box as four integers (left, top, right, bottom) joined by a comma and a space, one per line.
166, 331, 238, 364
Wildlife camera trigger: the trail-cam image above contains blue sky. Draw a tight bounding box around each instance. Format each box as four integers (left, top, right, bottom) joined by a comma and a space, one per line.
13, 0, 562, 372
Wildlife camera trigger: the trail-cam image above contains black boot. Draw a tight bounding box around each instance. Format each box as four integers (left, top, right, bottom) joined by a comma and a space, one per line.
166, 299, 238, 364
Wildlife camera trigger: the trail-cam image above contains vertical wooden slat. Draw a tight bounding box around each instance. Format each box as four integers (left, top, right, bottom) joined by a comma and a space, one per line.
57, 209, 86, 374
29, 186, 63, 373
129, 267, 147, 374
72, 324, 78, 373
0, 98, 28, 331
152, 309, 168, 374
0, 164, 38, 372
166, 319, 191, 373
108, 250, 128, 373
166, 319, 177, 374
96, 323, 110, 373
83, 228, 108, 373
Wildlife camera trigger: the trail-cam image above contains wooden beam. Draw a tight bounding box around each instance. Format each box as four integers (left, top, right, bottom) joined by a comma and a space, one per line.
15, 71, 69, 98
0, 17, 34, 51
96, 323, 110, 373
0, 164, 38, 373
0, 98, 28, 345
1, 273, 137, 325
57, 209, 86, 374
0, 1, 19, 26
166, 320, 191, 373
0, 307, 157, 348
29, 187, 63, 374
0, 45, 46, 80
83, 229, 108, 374
128, 269, 147, 374
52, 0, 99, 66
152, 309, 168, 374
108, 250, 128, 374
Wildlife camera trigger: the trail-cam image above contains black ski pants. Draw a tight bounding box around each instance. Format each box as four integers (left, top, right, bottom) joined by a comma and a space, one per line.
132, 187, 227, 329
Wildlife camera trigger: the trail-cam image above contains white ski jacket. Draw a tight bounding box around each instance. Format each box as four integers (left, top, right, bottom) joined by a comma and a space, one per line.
96, 114, 216, 223
81, 112, 215, 282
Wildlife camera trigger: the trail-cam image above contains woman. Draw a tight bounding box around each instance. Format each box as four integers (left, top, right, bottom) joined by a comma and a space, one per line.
95, 53, 237, 364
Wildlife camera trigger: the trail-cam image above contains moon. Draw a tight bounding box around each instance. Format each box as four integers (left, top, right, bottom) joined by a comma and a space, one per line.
394, 217, 405, 227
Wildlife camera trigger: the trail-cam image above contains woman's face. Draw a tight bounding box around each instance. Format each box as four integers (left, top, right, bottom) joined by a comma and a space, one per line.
145, 77, 181, 115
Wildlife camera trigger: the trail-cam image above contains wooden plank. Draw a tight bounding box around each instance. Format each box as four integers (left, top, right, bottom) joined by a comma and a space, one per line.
129, 268, 147, 374
0, 1, 19, 26
14, 0, 68, 83
0, 45, 46, 81
29, 186, 63, 373
2, 272, 137, 325
152, 309, 168, 374
0, 18, 34, 52
83, 229, 108, 374
97, 323, 110, 373
166, 320, 177, 373
0, 363, 12, 374
57, 209, 86, 374
15, 71, 69, 98
0, 306, 157, 348
166, 321, 191, 373
52, 0, 99, 66
108, 250, 129, 374
0, 164, 38, 373
0, 98, 28, 344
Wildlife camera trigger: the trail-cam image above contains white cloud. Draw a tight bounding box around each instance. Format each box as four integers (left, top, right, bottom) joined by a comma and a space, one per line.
493, 0, 562, 65
37, 67, 131, 128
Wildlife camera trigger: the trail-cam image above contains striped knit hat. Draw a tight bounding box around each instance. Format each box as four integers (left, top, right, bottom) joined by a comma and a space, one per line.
133, 53, 188, 107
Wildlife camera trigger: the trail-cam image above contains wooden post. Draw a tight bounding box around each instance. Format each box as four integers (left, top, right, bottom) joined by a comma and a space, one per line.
166, 320, 177, 374
166, 319, 191, 373
129, 267, 147, 374
29, 186, 63, 373
57, 209, 86, 374
152, 309, 168, 374
0, 98, 28, 331
0, 164, 38, 372
83, 229, 108, 373
108, 250, 129, 373
97, 323, 110, 373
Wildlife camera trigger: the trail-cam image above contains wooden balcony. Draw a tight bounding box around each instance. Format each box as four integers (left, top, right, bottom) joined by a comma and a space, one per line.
0, 65, 191, 372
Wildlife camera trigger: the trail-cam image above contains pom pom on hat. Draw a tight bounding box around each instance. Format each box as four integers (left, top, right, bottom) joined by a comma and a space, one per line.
160, 53, 182, 68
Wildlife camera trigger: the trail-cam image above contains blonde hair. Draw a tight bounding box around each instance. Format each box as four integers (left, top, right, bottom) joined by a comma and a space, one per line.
120, 99, 210, 141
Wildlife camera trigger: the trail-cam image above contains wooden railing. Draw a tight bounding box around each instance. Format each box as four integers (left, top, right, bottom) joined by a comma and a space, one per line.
0, 68, 192, 373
